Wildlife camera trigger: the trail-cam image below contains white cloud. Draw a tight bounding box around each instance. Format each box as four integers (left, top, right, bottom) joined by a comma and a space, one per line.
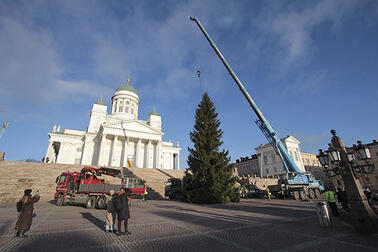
254, 1, 357, 69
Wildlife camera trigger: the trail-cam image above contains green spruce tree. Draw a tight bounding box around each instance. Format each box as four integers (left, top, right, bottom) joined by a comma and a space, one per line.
183, 92, 239, 204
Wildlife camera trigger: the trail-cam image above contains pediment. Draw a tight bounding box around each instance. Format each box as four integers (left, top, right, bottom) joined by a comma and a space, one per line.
103, 120, 162, 136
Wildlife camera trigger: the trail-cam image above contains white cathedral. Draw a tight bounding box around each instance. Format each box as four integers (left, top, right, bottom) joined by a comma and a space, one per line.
45, 80, 181, 170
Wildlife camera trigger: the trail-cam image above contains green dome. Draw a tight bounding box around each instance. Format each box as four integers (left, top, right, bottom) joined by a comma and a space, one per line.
94, 96, 107, 106
115, 80, 138, 95
150, 106, 159, 116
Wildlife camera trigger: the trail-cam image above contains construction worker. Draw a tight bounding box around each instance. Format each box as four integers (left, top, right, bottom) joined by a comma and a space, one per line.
325, 187, 339, 217
266, 187, 271, 200
142, 186, 148, 202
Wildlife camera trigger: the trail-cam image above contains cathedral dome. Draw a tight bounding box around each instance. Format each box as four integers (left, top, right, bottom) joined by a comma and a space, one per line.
115, 80, 138, 95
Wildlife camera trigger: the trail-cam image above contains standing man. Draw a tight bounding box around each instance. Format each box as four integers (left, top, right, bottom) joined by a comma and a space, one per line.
336, 187, 349, 211
325, 187, 339, 217
142, 186, 148, 202
113, 187, 132, 235
15, 189, 40, 237
266, 187, 271, 200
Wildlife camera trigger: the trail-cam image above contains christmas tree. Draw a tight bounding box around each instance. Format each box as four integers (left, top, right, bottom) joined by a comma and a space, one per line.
183, 92, 239, 204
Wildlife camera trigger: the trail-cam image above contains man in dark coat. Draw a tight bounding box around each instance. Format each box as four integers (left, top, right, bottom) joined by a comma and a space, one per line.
113, 187, 132, 235
15, 189, 40, 237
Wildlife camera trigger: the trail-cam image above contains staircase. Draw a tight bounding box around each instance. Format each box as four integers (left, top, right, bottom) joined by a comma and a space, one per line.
0, 161, 185, 203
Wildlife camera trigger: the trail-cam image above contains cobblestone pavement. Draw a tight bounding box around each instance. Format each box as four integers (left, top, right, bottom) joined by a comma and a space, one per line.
0, 199, 377, 252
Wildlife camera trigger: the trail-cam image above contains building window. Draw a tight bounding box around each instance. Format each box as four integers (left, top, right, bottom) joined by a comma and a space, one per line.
131, 108, 134, 114
76, 147, 82, 152
126, 101, 130, 105
74, 158, 81, 164
271, 153, 276, 163
289, 151, 293, 158
294, 152, 298, 161
274, 167, 277, 173
119, 106, 123, 112
263, 155, 268, 165
365, 176, 371, 185
125, 107, 129, 113
266, 169, 269, 174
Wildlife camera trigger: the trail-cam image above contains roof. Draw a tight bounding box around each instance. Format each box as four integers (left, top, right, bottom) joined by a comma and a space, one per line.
115, 79, 138, 95
150, 106, 159, 116
94, 96, 107, 106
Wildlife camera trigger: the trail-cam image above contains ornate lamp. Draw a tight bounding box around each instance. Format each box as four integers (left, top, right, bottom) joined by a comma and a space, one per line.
354, 141, 371, 160
316, 149, 329, 167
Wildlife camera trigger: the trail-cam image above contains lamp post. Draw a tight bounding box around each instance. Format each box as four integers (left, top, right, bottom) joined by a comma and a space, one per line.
317, 130, 377, 233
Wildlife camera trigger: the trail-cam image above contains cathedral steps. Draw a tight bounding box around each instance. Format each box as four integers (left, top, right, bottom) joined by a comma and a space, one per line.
0, 161, 185, 203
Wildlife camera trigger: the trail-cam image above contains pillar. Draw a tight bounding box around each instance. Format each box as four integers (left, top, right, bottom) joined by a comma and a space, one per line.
122, 136, 128, 167
156, 141, 161, 169
146, 140, 152, 168
45, 141, 53, 161
110, 136, 117, 166
98, 133, 107, 165
135, 138, 140, 168
177, 153, 180, 170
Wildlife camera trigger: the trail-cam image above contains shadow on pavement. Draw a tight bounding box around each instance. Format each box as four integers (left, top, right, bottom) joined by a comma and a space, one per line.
80, 212, 105, 231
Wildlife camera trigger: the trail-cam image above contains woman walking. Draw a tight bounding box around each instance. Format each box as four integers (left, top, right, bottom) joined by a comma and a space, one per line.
15, 189, 40, 237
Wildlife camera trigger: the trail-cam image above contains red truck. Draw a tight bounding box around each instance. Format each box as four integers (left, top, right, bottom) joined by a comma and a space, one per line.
54, 166, 145, 209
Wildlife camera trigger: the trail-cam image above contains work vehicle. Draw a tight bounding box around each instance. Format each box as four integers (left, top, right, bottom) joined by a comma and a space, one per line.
55, 166, 145, 208
165, 178, 182, 200
245, 184, 266, 199
189, 17, 324, 200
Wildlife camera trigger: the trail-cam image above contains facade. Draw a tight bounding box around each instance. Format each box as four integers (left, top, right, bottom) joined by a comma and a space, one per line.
255, 136, 305, 177
301, 152, 333, 188
233, 136, 333, 185
45, 80, 181, 170
234, 154, 259, 176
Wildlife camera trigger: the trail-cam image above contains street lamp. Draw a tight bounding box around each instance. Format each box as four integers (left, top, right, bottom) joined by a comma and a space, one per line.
317, 129, 378, 234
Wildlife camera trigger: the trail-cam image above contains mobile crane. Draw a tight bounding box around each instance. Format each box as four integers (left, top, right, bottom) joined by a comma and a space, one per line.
189, 16, 324, 200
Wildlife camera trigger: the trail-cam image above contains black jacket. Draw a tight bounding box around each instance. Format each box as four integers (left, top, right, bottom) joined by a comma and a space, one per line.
113, 188, 132, 220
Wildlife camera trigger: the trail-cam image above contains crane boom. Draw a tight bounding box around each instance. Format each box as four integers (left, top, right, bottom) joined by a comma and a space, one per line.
189, 16, 300, 173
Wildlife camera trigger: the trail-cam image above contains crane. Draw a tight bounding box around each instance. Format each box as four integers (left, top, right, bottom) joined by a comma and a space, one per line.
189, 16, 324, 200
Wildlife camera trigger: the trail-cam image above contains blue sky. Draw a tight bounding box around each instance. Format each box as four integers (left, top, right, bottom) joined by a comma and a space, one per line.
0, 0, 377, 167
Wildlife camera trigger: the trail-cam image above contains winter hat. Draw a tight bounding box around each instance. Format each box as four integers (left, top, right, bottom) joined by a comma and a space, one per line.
24, 189, 32, 196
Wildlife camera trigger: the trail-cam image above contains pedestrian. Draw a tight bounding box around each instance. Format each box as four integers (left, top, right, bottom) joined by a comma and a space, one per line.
142, 186, 148, 202
46, 157, 49, 163
336, 187, 349, 211
42, 157, 45, 163
15, 189, 40, 237
266, 187, 271, 200
325, 187, 339, 217
113, 187, 132, 235
105, 190, 116, 233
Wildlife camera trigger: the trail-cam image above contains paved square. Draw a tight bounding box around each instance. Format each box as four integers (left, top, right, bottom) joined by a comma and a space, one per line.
0, 199, 377, 251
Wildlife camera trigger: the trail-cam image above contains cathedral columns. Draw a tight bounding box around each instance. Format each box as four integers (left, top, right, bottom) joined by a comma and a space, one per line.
176, 153, 180, 170
146, 140, 152, 168
122, 136, 128, 167
156, 141, 162, 169
110, 136, 118, 166
98, 133, 107, 165
45, 141, 53, 161
135, 138, 141, 168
